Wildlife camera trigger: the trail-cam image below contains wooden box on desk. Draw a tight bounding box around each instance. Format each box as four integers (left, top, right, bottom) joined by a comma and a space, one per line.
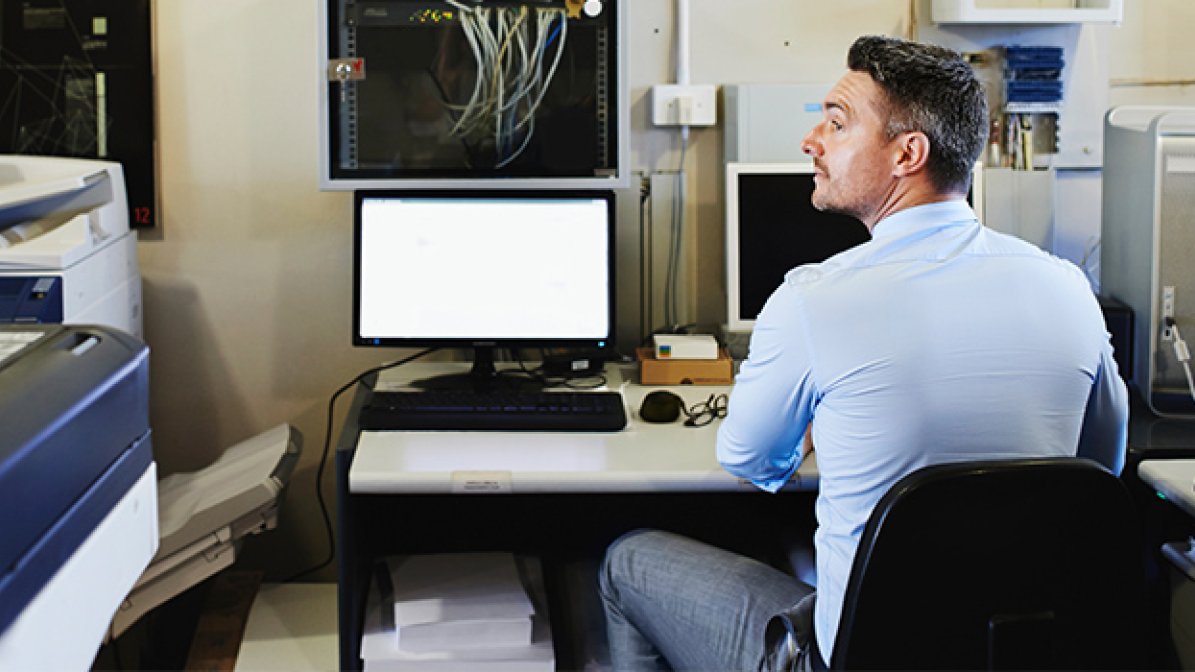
636, 347, 734, 385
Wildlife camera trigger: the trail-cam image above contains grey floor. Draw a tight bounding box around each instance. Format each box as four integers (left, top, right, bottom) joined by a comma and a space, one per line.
233, 583, 337, 672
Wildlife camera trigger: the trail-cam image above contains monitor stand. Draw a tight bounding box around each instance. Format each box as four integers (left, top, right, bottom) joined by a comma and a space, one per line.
408, 346, 536, 392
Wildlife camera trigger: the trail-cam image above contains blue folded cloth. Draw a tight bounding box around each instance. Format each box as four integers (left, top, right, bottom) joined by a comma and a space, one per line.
1005, 45, 1065, 70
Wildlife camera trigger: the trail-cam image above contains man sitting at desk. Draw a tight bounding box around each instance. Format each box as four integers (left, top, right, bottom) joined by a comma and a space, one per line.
599, 35, 1128, 671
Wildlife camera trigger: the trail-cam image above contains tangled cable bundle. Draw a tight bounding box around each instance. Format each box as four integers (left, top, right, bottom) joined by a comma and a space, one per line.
441, 1, 569, 168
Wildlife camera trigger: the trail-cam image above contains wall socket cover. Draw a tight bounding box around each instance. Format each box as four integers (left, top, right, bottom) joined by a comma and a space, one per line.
651, 84, 717, 127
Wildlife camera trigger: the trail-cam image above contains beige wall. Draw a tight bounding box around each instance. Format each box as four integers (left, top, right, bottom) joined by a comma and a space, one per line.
144, 0, 1193, 580
1108, 1, 1195, 108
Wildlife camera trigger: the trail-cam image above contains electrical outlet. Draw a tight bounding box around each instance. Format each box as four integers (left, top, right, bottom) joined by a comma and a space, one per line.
1163, 286, 1176, 341
651, 84, 717, 127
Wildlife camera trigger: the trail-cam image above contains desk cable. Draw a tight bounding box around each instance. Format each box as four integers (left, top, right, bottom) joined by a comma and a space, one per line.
1165, 317, 1195, 405
510, 349, 608, 390
282, 347, 436, 584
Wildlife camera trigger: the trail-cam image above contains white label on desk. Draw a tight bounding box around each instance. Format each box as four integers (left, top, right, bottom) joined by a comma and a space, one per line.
451, 471, 513, 494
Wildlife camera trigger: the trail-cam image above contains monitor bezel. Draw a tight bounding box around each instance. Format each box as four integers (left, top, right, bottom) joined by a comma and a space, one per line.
724, 162, 819, 333
352, 188, 618, 351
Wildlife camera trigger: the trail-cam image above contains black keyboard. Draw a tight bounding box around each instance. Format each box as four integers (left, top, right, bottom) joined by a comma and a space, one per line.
360, 390, 628, 432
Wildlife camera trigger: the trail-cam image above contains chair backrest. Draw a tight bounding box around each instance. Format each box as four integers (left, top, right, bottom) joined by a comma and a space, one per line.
830, 457, 1144, 670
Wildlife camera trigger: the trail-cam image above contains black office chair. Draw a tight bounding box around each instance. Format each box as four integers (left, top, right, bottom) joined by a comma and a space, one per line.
829, 457, 1145, 670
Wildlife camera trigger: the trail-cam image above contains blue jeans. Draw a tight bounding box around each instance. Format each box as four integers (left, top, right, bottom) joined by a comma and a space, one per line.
599, 529, 815, 671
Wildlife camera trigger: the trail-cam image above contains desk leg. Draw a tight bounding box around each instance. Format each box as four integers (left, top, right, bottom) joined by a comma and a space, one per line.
336, 446, 364, 671
337, 379, 373, 672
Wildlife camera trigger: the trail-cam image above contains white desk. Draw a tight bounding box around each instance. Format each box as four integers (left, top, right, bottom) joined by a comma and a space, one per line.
1137, 458, 1195, 669
336, 362, 819, 671
350, 363, 818, 495
1139, 459, 1195, 520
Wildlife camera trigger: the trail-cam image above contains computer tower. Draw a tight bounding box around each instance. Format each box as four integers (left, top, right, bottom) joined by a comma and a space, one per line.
1102, 106, 1195, 416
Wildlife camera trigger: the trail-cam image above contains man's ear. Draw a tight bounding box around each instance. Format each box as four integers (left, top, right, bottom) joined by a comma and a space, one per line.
892, 131, 930, 178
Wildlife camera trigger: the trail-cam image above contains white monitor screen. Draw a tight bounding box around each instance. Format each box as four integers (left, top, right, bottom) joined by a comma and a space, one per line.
354, 190, 615, 347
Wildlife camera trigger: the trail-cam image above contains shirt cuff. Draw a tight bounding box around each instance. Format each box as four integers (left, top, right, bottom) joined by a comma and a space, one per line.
751, 458, 801, 493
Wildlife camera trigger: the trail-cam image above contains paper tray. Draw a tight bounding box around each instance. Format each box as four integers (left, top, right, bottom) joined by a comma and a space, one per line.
109, 424, 302, 638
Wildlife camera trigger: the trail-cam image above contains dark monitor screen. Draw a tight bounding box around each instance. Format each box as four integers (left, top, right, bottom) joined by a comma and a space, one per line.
353, 189, 616, 383
725, 162, 870, 331
725, 161, 984, 331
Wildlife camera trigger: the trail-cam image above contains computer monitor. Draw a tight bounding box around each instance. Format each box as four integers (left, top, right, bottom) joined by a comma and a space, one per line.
353, 189, 616, 388
724, 161, 985, 333
724, 162, 871, 332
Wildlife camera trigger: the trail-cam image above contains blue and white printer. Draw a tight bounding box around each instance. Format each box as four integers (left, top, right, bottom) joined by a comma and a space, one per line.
0, 156, 302, 668
0, 324, 157, 670
0, 325, 303, 669
0, 155, 141, 337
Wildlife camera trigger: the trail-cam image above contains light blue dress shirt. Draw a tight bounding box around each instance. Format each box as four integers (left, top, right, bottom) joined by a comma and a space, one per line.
716, 199, 1129, 659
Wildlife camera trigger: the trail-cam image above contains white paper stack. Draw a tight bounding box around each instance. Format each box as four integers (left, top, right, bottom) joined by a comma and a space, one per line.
362, 553, 554, 672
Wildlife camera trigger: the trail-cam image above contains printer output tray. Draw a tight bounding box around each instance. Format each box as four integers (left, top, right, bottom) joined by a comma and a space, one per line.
109, 423, 302, 638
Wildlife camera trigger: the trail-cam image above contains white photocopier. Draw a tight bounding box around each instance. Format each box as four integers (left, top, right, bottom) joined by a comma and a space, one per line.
0, 157, 302, 668
0, 324, 157, 670
0, 329, 302, 670
0, 155, 141, 337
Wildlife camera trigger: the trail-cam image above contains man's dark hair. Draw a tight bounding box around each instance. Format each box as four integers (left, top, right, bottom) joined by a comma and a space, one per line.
847, 35, 988, 195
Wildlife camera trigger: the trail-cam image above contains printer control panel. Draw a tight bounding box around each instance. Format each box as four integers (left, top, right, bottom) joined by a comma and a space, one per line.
0, 277, 63, 327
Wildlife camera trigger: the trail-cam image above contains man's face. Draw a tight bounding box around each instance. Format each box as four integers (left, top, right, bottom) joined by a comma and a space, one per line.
801, 71, 899, 224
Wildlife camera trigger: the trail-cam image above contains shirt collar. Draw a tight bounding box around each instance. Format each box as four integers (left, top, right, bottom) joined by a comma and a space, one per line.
869, 200, 978, 242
